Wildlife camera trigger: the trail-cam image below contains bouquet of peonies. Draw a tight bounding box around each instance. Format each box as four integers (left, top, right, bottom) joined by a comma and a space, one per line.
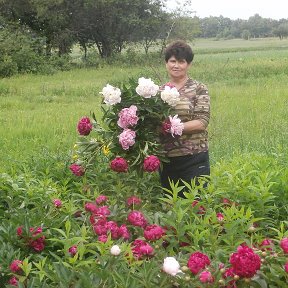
71, 77, 184, 175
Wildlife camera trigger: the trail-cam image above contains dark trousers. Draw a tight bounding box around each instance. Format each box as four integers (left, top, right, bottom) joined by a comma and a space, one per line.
160, 152, 210, 198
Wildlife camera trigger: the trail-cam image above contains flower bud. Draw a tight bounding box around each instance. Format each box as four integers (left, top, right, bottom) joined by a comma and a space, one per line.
110, 245, 121, 256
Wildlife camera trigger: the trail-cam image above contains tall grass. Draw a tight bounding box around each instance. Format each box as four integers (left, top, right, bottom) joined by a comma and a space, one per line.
0, 38, 287, 172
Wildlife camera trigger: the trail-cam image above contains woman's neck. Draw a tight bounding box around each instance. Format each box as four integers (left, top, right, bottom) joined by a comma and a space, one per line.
170, 76, 189, 90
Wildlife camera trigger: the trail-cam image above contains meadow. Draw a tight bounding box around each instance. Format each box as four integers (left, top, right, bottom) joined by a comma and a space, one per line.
0, 38, 287, 171
0, 38, 288, 287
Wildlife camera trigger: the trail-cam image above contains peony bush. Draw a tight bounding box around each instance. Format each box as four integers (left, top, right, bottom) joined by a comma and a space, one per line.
0, 152, 287, 287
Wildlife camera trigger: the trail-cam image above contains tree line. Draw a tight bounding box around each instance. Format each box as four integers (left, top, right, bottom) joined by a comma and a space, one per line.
0, 0, 287, 77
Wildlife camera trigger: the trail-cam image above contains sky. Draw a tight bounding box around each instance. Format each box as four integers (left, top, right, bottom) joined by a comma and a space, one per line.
165, 0, 287, 20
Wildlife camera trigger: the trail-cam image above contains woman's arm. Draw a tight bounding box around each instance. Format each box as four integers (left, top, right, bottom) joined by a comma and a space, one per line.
183, 119, 206, 134
184, 83, 210, 134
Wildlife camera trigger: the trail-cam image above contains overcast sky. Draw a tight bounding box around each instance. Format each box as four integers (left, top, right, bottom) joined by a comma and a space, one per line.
166, 0, 287, 20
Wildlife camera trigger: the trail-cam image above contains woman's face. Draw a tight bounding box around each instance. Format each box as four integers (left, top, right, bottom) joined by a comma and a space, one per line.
166, 56, 191, 80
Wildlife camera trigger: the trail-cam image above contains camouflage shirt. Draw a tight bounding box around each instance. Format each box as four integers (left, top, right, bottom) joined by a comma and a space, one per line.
161, 78, 210, 157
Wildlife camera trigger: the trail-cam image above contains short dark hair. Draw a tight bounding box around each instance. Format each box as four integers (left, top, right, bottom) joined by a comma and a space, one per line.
164, 40, 194, 64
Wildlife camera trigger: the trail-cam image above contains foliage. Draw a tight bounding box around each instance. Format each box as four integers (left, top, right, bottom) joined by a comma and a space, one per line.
0, 152, 287, 287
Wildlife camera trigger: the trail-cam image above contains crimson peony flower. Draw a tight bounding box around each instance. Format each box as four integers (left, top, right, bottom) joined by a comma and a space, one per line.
164, 82, 176, 89
126, 196, 142, 207
96, 206, 111, 217
29, 227, 45, 252
191, 200, 206, 215
16, 226, 23, 237
68, 245, 77, 256
118, 224, 130, 240
77, 117, 93, 136
280, 237, 288, 254
53, 198, 62, 208
132, 239, 154, 259
187, 252, 211, 275
143, 224, 165, 241
259, 238, 273, 251
127, 210, 147, 228
229, 245, 261, 278
143, 155, 160, 172
98, 235, 108, 243
161, 119, 172, 135
223, 267, 237, 288
69, 163, 85, 176
199, 270, 214, 283
84, 202, 98, 214
8, 277, 18, 287
95, 195, 108, 205
9, 260, 23, 274
110, 157, 128, 172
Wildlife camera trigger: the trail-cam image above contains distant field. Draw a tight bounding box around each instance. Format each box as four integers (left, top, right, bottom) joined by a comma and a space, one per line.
0, 38, 287, 172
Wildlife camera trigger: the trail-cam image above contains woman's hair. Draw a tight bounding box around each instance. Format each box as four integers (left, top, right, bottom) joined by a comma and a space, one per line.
164, 40, 194, 64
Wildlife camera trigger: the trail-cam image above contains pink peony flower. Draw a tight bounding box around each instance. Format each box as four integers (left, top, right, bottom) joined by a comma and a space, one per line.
8, 276, 18, 287
53, 198, 62, 208
117, 105, 139, 128
132, 239, 154, 259
126, 196, 142, 207
95, 195, 108, 205
143, 224, 165, 241
69, 163, 85, 176
229, 245, 261, 278
10, 260, 23, 274
199, 270, 214, 283
127, 210, 148, 228
77, 117, 93, 136
285, 262, 288, 273
187, 252, 211, 275
118, 128, 136, 150
169, 115, 184, 137
280, 237, 288, 254
143, 155, 161, 172
162, 115, 184, 137
217, 212, 224, 222
110, 157, 128, 172
68, 245, 78, 256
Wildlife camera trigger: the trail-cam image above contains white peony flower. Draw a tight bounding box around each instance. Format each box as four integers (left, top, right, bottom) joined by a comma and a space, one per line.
100, 84, 121, 105
169, 115, 184, 137
110, 245, 121, 256
160, 86, 180, 107
135, 77, 159, 98
162, 257, 181, 276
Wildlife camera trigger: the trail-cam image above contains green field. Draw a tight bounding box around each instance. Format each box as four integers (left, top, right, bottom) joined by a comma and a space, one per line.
0, 38, 287, 172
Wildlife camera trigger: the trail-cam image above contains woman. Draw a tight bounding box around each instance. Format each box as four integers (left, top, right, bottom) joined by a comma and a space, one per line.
160, 40, 210, 198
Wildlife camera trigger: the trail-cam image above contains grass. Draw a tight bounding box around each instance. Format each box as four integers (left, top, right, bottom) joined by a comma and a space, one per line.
0, 37, 287, 172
